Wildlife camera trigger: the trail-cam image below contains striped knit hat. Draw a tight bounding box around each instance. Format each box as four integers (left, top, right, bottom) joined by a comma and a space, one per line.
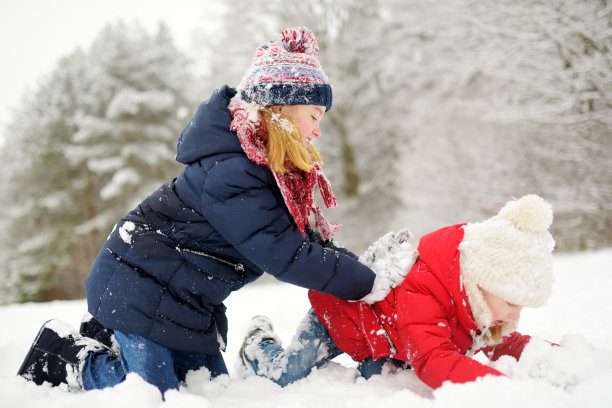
238, 27, 333, 111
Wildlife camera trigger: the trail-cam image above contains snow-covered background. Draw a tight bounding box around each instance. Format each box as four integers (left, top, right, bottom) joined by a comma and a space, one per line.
1, 1, 611, 406
0, 0, 211, 137
2, 0, 610, 303
1, 248, 611, 407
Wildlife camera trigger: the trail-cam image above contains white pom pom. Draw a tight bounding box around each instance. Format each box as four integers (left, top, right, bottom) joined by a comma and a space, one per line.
495, 194, 553, 233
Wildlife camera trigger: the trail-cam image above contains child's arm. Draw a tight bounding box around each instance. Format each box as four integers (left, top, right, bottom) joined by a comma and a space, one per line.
479, 331, 532, 362
479, 331, 559, 362
395, 262, 506, 389
201, 158, 375, 300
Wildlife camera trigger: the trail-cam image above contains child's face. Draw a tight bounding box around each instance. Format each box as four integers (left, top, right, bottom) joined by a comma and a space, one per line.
277, 105, 325, 146
482, 289, 523, 326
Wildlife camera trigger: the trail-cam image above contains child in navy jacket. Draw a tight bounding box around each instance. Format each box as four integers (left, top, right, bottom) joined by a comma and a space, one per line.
18, 27, 401, 395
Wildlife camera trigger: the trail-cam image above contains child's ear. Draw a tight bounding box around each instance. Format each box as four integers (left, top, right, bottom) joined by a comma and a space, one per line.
270, 106, 282, 113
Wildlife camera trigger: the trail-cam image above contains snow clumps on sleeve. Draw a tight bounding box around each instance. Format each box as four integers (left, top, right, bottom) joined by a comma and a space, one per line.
359, 228, 418, 304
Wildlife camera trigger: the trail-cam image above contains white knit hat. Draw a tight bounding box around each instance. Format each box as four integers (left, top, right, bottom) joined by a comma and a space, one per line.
459, 195, 555, 330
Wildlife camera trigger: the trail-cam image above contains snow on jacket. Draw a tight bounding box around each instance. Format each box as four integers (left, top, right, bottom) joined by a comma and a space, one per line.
309, 224, 532, 389
86, 85, 375, 354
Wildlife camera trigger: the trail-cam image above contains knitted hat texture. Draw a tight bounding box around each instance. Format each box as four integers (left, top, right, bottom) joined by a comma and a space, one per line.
459, 195, 555, 318
238, 27, 332, 111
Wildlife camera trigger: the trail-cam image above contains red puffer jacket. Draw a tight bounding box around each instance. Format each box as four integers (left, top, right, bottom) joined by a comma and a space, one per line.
309, 224, 532, 389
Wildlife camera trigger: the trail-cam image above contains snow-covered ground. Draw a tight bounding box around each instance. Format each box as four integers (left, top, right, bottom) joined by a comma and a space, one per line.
1, 248, 611, 407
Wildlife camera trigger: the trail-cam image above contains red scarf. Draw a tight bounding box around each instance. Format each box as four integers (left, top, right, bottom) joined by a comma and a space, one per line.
228, 97, 340, 240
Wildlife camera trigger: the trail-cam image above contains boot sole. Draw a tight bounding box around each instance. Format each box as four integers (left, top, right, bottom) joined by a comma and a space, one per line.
17, 319, 55, 378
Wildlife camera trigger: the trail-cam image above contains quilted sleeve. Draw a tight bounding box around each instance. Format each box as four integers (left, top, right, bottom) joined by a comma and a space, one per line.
201, 157, 374, 300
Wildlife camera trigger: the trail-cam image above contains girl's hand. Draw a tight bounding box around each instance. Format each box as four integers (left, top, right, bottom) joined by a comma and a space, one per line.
359, 229, 418, 304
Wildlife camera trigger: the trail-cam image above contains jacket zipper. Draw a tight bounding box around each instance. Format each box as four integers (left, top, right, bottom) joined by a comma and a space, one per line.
182, 247, 245, 272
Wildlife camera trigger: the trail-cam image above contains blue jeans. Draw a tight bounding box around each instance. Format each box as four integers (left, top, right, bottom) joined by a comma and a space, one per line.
244, 309, 409, 386
81, 331, 227, 394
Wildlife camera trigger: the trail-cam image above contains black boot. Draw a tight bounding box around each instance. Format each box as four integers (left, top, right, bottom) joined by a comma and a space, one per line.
79, 313, 117, 354
17, 319, 109, 389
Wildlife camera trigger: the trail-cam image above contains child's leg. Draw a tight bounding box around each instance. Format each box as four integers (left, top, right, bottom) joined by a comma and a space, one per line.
83, 331, 179, 394
82, 331, 227, 393
18, 319, 114, 390
81, 349, 124, 390
358, 357, 411, 379
241, 309, 343, 387
172, 349, 228, 382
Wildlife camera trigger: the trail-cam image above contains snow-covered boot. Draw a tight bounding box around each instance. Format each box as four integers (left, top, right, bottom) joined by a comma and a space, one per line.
17, 319, 110, 389
238, 315, 281, 375
79, 313, 118, 354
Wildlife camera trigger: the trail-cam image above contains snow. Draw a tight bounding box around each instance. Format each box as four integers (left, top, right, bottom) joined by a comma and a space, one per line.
100, 169, 142, 200
118, 221, 135, 245
359, 228, 417, 304
1, 248, 611, 407
0, 0, 213, 136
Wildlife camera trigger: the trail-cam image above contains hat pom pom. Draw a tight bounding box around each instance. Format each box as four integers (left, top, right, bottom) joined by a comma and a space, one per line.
496, 194, 553, 233
280, 27, 319, 56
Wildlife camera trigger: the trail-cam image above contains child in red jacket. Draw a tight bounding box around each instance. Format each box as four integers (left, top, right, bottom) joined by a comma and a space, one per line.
239, 194, 556, 389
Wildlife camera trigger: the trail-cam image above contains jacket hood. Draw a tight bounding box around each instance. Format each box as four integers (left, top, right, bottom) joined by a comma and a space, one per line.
417, 224, 479, 334
176, 85, 240, 164
417, 224, 465, 281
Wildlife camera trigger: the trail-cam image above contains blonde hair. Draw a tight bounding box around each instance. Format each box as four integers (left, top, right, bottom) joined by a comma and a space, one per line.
487, 325, 504, 343
260, 107, 322, 173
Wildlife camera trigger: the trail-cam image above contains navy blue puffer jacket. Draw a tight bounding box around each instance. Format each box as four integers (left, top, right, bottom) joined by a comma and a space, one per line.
86, 85, 375, 353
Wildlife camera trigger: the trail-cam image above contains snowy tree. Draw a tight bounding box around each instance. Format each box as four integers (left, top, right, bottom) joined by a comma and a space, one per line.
0, 21, 198, 303
199, 0, 416, 250
0, 51, 91, 303
3, 1, 608, 304
65, 22, 197, 239
393, 0, 612, 251
203, 0, 611, 252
